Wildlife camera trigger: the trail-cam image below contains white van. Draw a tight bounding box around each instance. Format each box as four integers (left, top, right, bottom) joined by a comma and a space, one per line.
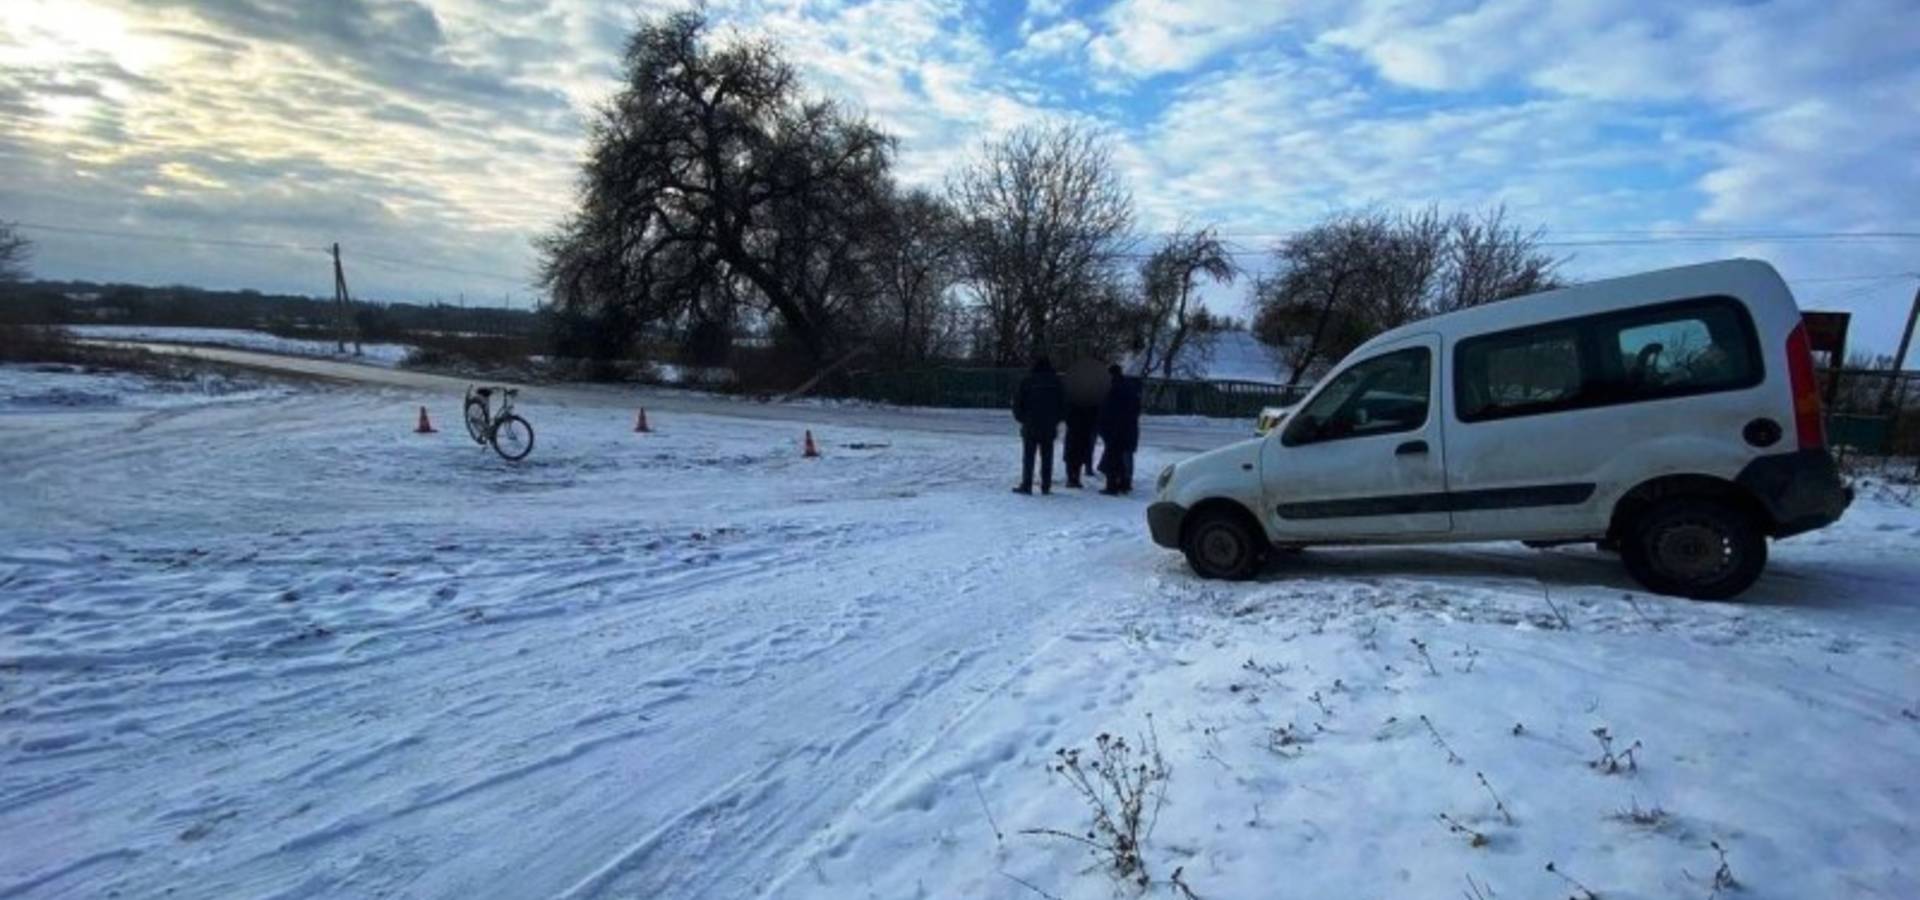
1147, 259, 1852, 600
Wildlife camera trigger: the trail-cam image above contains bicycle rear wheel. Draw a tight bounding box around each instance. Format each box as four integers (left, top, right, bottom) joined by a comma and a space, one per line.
464, 399, 490, 444
490, 414, 535, 461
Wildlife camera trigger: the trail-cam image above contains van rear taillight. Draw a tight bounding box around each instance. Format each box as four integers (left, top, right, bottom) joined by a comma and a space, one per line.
1785, 322, 1825, 449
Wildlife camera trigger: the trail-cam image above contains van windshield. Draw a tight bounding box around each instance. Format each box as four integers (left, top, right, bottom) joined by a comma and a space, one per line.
1283, 346, 1431, 445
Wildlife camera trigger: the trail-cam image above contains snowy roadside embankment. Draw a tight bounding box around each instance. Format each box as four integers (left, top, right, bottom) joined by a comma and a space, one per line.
777, 547, 1920, 899
0, 362, 291, 412
0, 368, 1916, 899
69, 324, 413, 367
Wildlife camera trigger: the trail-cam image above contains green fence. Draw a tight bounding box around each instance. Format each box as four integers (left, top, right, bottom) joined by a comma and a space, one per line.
842, 367, 1309, 420
1828, 414, 1893, 453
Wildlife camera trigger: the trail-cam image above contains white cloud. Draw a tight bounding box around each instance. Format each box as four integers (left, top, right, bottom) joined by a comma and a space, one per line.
715, 0, 1051, 185
1026, 0, 1070, 21
1117, 49, 1694, 239
1013, 18, 1092, 62
1086, 0, 1304, 76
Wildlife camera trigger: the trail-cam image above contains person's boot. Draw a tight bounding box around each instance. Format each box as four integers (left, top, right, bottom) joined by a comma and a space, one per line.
1012, 485, 1033, 495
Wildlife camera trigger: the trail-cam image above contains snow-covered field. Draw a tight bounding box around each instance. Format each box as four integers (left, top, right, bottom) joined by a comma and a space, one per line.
2, 364, 1917, 899
69, 325, 414, 367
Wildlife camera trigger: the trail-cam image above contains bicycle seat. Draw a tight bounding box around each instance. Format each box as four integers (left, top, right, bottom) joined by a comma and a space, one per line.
474, 387, 494, 397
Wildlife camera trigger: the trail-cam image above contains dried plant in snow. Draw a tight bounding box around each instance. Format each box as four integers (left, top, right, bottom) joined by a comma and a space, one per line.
1589, 727, 1641, 775
1438, 812, 1489, 848
1023, 723, 1170, 889
1545, 861, 1599, 899
1420, 714, 1464, 765
1476, 771, 1514, 825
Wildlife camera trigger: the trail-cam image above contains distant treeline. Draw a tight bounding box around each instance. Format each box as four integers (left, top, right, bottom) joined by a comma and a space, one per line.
0, 279, 541, 339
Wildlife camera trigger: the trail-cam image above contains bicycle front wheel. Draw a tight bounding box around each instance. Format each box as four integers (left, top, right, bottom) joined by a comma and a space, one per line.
464, 399, 490, 444
490, 414, 535, 461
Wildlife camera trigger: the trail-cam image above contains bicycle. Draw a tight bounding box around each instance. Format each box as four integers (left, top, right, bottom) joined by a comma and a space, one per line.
464, 385, 536, 461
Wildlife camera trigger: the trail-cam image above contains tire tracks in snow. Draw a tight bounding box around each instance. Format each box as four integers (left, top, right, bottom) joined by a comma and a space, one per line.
556, 520, 1144, 900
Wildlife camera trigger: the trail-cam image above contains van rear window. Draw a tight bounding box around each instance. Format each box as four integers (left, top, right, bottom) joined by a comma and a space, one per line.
1455, 296, 1763, 423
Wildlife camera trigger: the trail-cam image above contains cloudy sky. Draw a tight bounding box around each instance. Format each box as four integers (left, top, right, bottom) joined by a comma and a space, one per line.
1, 0, 1916, 357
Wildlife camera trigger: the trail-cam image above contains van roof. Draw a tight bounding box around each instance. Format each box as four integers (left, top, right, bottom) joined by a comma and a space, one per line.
1358, 257, 1791, 353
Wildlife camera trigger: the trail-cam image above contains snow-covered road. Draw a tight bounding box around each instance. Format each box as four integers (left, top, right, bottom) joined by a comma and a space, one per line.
2, 365, 1917, 899
76, 340, 1253, 453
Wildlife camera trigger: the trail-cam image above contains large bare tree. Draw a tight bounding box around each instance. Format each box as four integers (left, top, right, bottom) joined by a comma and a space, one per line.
950, 123, 1133, 364
0, 222, 29, 283
1252, 211, 1400, 386
1253, 206, 1562, 385
539, 12, 894, 366
1132, 225, 1236, 379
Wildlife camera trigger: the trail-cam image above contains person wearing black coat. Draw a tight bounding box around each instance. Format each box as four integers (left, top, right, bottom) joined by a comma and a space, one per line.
1059, 357, 1109, 489
1097, 364, 1142, 494
1011, 355, 1066, 495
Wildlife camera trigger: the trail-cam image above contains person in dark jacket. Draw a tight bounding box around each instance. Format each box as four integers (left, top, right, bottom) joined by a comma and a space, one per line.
1097, 364, 1142, 495
1011, 355, 1066, 494
1060, 358, 1109, 489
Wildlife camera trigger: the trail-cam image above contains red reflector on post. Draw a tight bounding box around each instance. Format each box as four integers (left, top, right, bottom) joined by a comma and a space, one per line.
1785, 322, 1825, 450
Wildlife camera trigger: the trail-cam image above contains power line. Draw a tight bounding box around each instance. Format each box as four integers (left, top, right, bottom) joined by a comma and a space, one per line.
1535, 234, 1920, 247
11, 220, 528, 286
351, 251, 529, 286
12, 221, 322, 254
1787, 272, 1919, 285
1185, 228, 1920, 244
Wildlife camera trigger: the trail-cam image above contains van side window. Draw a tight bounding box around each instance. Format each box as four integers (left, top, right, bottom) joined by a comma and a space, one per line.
1454, 295, 1762, 423
1282, 347, 1430, 446
1607, 303, 1758, 400
1456, 327, 1583, 421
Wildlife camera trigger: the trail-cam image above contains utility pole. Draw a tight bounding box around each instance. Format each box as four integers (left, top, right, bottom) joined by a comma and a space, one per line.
331, 243, 362, 356
1880, 279, 1920, 413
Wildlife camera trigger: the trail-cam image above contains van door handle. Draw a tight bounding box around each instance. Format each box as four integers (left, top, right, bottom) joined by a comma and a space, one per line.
1395, 440, 1429, 456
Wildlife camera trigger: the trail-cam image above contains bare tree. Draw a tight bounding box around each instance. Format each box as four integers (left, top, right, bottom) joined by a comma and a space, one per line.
1370, 206, 1448, 330
1133, 225, 1236, 379
1253, 206, 1563, 385
1251, 211, 1397, 387
538, 12, 894, 367
871, 188, 963, 363
1436, 206, 1562, 312
0, 222, 29, 283
950, 123, 1134, 364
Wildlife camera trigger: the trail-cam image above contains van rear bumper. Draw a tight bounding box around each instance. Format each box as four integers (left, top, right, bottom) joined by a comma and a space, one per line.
1147, 502, 1186, 549
1735, 449, 1852, 538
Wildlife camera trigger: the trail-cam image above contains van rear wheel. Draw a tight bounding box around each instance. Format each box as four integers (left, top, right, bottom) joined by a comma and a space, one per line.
1183, 509, 1266, 581
1621, 497, 1766, 600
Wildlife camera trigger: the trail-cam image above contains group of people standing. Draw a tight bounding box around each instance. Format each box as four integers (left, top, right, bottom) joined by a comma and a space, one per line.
1009, 356, 1142, 496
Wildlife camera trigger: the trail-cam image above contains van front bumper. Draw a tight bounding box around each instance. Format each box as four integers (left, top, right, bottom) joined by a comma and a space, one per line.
1735, 449, 1853, 538
1147, 502, 1186, 549
1144, 498, 1175, 548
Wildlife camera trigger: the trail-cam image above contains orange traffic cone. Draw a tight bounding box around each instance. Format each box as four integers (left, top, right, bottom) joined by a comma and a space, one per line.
802, 429, 820, 458
634, 408, 652, 433
414, 406, 437, 434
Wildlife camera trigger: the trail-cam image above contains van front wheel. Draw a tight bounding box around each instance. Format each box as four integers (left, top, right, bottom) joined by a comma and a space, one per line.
1621, 497, 1766, 600
1183, 510, 1266, 581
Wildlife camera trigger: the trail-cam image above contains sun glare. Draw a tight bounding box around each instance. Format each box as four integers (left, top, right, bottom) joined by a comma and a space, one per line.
0, 0, 176, 74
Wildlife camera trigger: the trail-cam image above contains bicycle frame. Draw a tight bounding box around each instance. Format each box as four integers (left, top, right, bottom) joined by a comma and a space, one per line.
466, 385, 518, 432
463, 385, 535, 461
